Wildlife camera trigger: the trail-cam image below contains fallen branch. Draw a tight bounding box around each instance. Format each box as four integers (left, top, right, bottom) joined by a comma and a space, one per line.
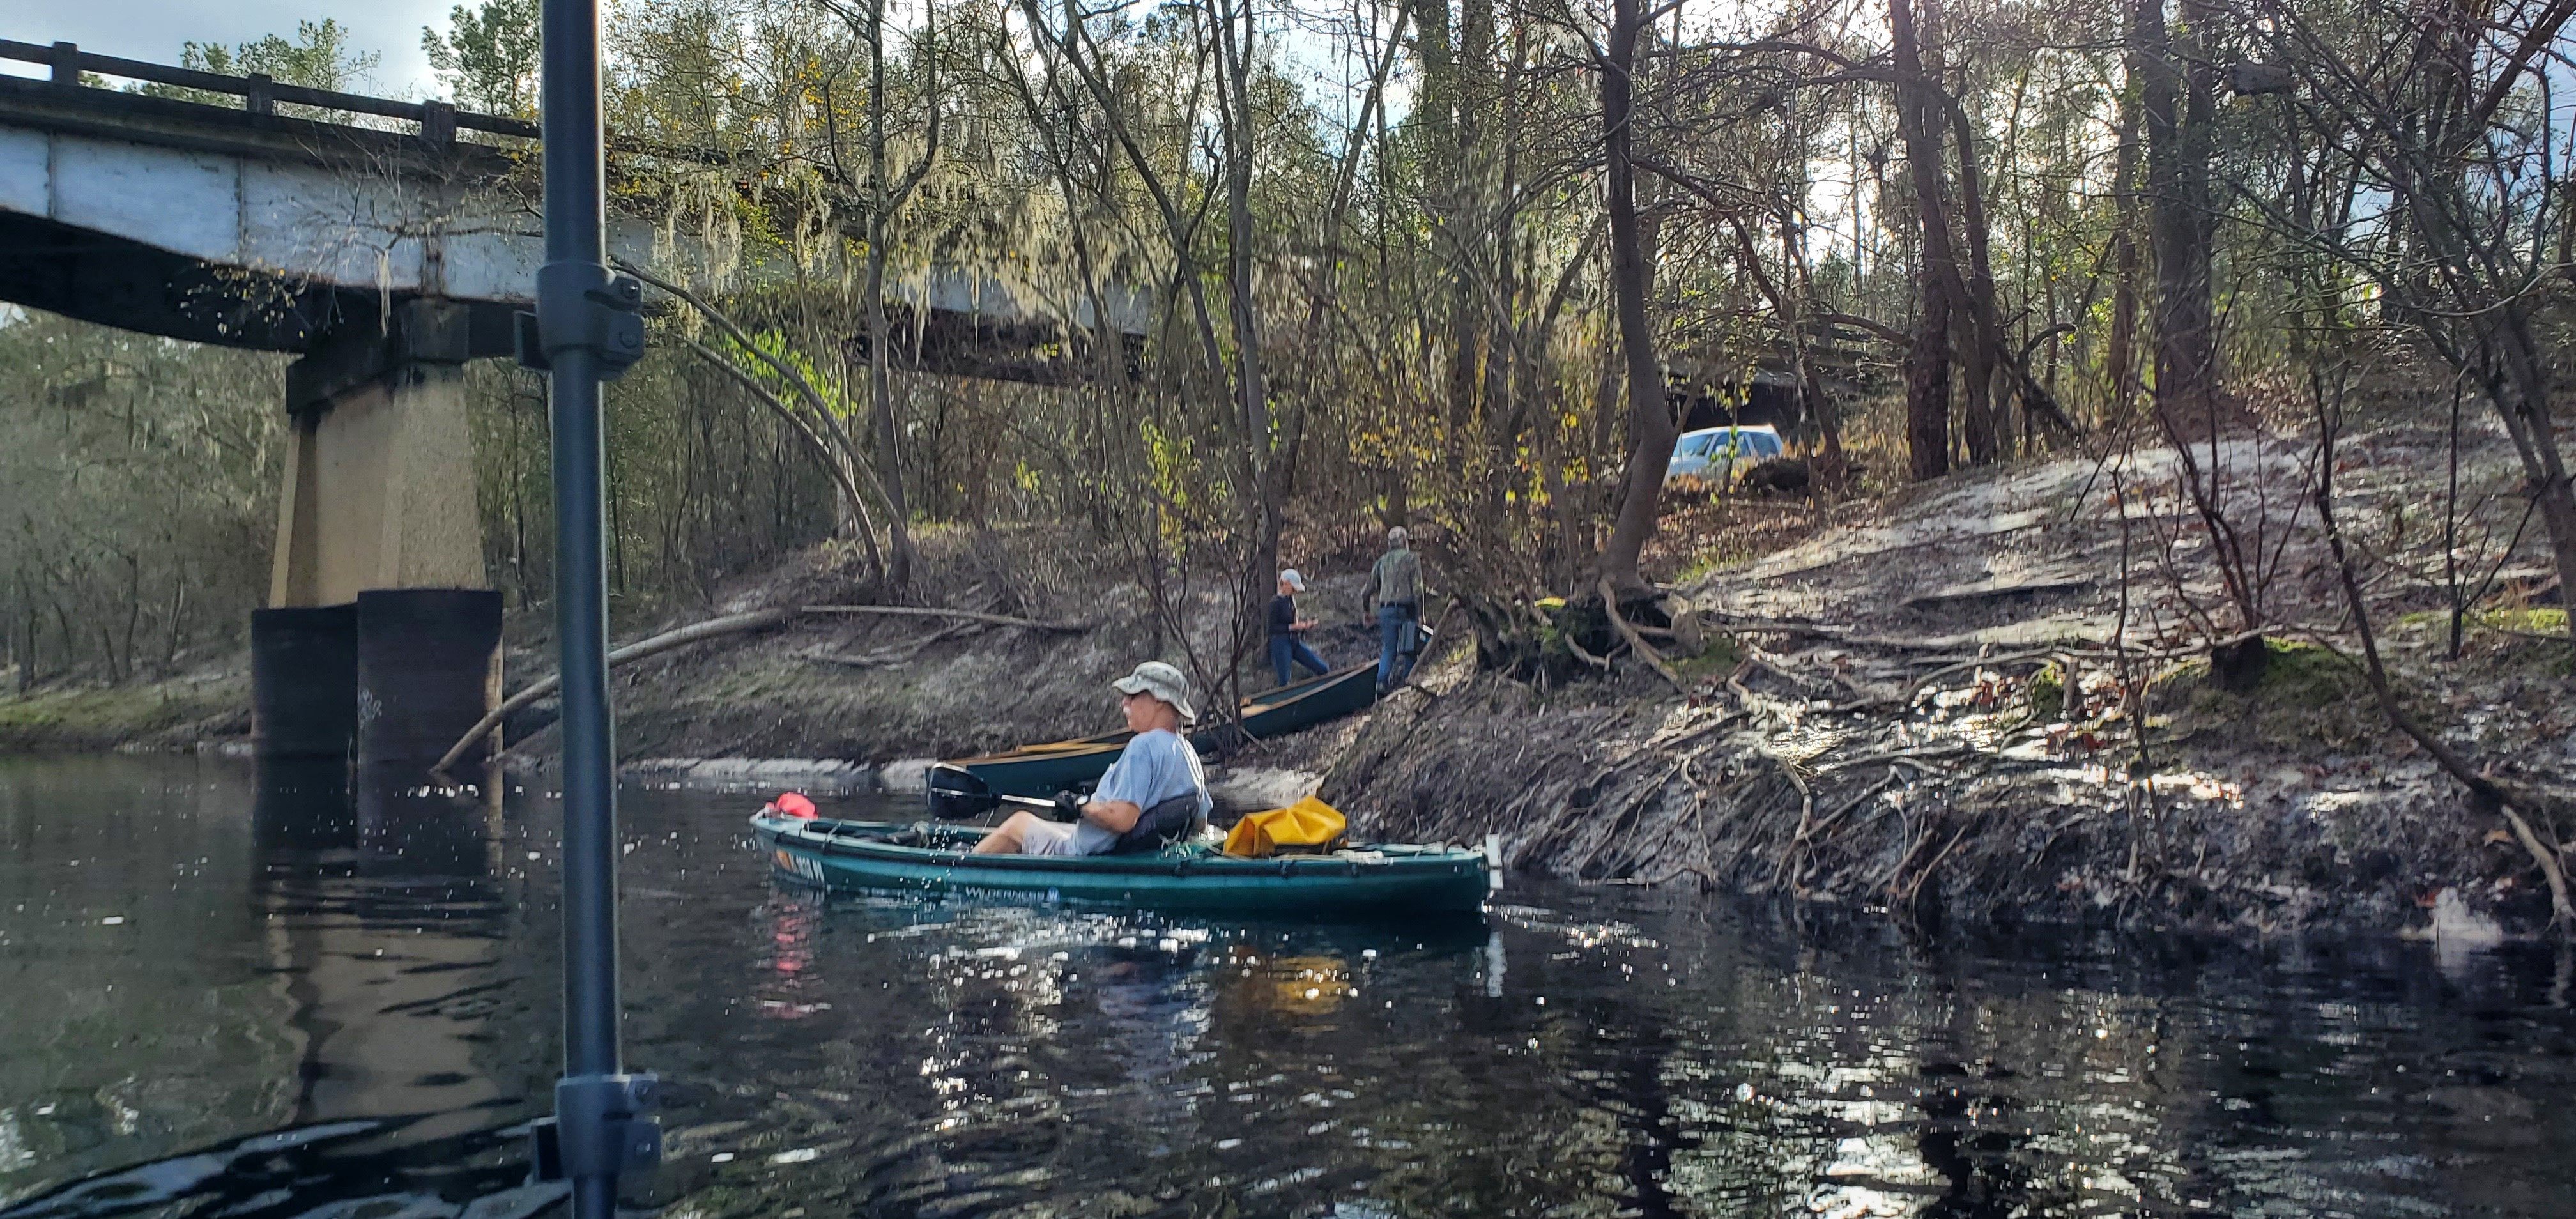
2485, 626, 2576, 644
799, 604, 1087, 632
2502, 807, 2572, 922
1812, 310, 1912, 347
431, 602, 1089, 774
1709, 612, 2246, 668
1809, 742, 1971, 774
432, 608, 797, 774
799, 649, 900, 670
1899, 650, 2064, 705
1708, 614, 2100, 655
800, 618, 981, 669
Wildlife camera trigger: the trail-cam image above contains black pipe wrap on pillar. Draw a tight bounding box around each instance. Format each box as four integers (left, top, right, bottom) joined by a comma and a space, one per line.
251, 604, 358, 760
355, 588, 503, 772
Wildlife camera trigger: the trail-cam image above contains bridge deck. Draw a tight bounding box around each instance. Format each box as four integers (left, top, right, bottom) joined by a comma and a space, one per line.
0, 38, 1144, 382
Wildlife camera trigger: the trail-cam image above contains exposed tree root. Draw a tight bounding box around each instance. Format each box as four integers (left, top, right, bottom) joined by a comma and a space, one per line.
433, 602, 1087, 776
1319, 608, 2518, 932
1599, 578, 1685, 692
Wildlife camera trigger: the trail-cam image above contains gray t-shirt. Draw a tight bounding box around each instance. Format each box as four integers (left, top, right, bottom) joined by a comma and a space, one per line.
1071, 728, 1212, 854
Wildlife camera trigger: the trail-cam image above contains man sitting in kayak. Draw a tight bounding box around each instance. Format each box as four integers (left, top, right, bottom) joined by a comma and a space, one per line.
973, 661, 1214, 855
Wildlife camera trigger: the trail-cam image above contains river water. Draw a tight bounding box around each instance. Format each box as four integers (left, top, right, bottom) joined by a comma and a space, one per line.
2, 755, 2572, 1218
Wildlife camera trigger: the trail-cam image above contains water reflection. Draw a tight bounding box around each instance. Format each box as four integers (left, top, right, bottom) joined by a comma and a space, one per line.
261, 764, 516, 1145
4, 761, 2575, 1218
0, 758, 546, 1216
512, 894, 2576, 1217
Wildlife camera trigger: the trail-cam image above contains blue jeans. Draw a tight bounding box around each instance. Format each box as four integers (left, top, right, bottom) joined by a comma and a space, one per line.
1376, 604, 1418, 689
1269, 636, 1328, 687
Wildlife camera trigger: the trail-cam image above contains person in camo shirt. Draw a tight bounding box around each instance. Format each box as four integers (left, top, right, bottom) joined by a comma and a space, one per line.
1363, 526, 1425, 694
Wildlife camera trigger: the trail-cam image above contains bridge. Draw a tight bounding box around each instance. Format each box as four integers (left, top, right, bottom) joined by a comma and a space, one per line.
0, 37, 1147, 772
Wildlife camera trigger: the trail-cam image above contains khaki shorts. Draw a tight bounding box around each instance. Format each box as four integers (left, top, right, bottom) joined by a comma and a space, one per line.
1018, 820, 1088, 856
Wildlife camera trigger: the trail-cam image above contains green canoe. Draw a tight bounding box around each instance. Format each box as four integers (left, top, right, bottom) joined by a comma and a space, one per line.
751, 813, 1496, 914
931, 659, 1391, 806
930, 733, 1132, 808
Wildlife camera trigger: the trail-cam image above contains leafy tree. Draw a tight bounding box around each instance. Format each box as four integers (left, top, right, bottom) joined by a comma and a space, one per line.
132, 18, 382, 118
174, 19, 379, 91
424, 0, 543, 118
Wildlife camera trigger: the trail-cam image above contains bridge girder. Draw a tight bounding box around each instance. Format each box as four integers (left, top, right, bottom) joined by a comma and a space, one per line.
0, 68, 1147, 383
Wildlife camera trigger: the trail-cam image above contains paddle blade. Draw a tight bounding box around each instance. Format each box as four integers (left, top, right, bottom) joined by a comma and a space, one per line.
924, 764, 997, 820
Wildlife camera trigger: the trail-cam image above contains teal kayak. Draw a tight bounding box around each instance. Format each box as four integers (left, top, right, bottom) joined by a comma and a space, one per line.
751, 813, 1496, 914
933, 655, 1404, 805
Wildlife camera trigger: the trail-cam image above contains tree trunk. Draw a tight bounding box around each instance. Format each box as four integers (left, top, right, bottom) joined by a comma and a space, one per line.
1214, 0, 1287, 659
864, 0, 917, 592
1942, 42, 2005, 466
864, 250, 913, 591
1786, 222, 1848, 484
1595, 0, 1672, 594
2138, 0, 2221, 441
14, 579, 32, 693
2473, 316, 2576, 647
2104, 89, 2142, 427
1891, 0, 1954, 480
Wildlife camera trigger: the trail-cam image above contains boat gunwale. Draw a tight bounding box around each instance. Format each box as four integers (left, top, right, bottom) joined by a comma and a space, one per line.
942, 737, 1130, 767
1230, 662, 1373, 719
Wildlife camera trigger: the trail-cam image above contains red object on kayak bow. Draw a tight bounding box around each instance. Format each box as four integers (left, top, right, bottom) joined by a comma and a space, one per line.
769, 792, 819, 819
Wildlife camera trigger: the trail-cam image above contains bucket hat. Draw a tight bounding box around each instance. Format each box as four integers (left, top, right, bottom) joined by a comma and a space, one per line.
1111, 660, 1197, 722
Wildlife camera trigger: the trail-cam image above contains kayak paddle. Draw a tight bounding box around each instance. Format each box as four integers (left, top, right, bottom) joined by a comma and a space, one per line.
926, 763, 1078, 821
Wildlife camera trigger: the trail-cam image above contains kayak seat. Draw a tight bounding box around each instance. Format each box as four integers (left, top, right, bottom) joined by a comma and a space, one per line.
1109, 792, 1210, 855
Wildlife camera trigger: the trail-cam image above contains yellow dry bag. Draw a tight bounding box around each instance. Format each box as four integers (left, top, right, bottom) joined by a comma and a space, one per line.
1223, 795, 1348, 858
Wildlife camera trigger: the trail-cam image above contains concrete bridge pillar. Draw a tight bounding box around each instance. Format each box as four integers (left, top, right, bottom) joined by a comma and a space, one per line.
251, 299, 500, 772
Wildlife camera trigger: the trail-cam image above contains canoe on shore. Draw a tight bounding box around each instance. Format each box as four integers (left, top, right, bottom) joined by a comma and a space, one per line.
932, 661, 1387, 804
751, 813, 1496, 914
930, 734, 1131, 807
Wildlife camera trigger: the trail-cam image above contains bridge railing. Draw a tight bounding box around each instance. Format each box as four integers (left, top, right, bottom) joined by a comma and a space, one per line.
0, 38, 538, 142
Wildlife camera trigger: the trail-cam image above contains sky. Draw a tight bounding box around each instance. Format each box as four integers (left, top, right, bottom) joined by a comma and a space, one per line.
8, 3, 456, 97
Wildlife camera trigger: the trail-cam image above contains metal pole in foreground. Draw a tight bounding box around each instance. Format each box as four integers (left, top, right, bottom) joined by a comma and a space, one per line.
533, 0, 654, 1214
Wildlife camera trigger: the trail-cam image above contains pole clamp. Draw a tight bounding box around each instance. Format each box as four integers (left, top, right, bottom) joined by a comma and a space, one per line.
519, 261, 645, 379
530, 1072, 663, 1181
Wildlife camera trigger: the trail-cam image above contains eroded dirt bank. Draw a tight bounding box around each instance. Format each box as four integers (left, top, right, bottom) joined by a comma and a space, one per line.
504, 526, 1395, 769
1322, 433, 2576, 936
